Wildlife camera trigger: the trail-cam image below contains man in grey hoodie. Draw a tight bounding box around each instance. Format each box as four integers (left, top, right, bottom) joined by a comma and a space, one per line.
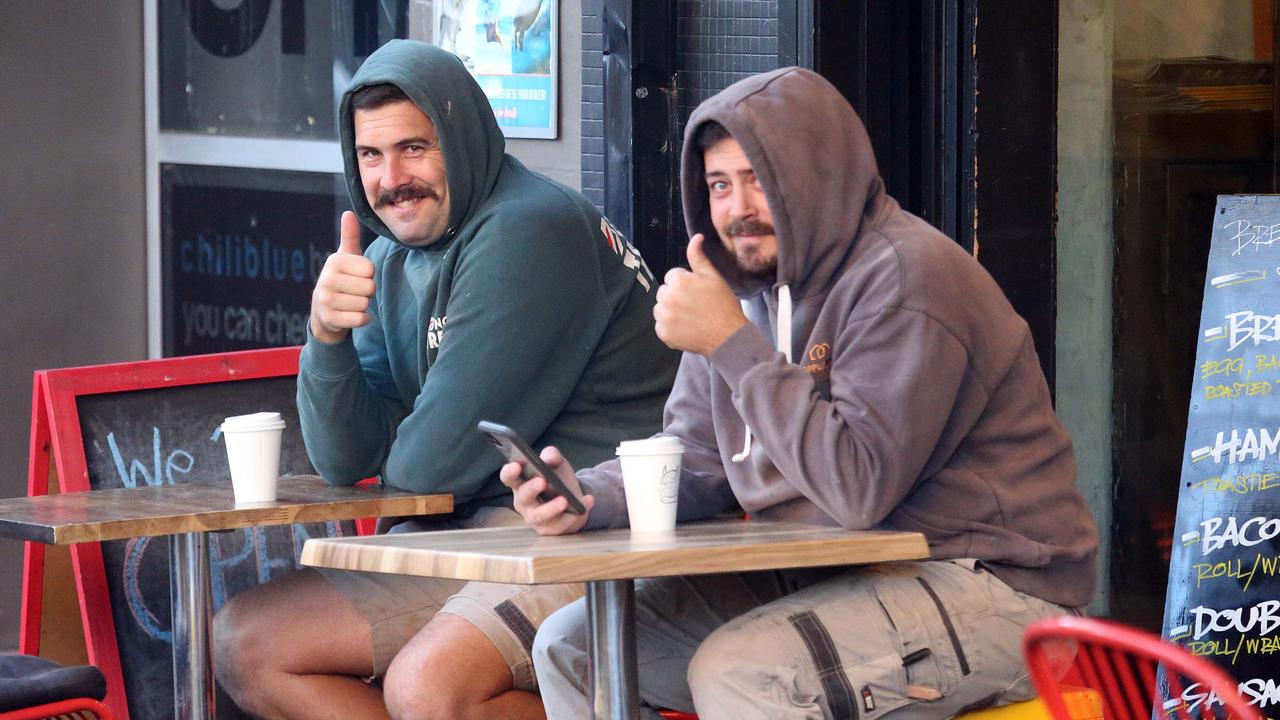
502, 67, 1099, 719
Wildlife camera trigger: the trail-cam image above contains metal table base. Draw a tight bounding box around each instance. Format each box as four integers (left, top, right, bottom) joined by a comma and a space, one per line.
586, 579, 639, 720
170, 532, 215, 720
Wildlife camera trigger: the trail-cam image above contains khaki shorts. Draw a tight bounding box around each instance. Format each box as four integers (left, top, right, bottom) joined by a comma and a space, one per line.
319, 506, 583, 691
536, 559, 1068, 718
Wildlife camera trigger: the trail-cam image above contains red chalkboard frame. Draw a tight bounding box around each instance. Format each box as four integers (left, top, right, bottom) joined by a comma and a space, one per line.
18, 346, 376, 719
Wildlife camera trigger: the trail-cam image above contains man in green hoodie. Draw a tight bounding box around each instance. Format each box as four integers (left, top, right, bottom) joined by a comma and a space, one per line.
211, 40, 677, 720
506, 68, 1098, 719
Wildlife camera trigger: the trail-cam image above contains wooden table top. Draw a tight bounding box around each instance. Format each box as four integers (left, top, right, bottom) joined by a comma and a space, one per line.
300, 520, 929, 584
0, 475, 453, 545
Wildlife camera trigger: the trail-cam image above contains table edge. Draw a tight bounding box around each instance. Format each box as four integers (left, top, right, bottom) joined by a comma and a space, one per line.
300, 529, 930, 584
21, 494, 453, 545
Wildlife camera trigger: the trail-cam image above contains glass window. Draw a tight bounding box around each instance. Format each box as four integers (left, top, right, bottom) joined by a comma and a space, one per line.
1061, 0, 1276, 632
158, 1, 409, 139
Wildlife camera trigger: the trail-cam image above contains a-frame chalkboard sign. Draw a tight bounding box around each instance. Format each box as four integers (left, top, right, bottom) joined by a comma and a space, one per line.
19, 347, 368, 720
1163, 195, 1280, 710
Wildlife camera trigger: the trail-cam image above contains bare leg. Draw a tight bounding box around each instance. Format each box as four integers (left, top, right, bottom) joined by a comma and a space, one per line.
383, 613, 546, 720
213, 568, 388, 720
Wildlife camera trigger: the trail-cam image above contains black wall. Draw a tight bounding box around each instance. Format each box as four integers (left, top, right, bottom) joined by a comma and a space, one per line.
581, 0, 781, 215
581, 0, 1059, 392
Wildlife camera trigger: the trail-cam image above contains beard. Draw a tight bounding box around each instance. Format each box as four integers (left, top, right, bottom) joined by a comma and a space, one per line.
734, 248, 777, 282
724, 218, 778, 282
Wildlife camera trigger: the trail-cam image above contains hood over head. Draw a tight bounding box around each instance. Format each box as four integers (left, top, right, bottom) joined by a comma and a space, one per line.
680, 67, 881, 299
340, 39, 505, 247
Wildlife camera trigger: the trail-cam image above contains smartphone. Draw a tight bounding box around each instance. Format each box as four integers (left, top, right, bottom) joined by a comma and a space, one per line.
477, 421, 587, 514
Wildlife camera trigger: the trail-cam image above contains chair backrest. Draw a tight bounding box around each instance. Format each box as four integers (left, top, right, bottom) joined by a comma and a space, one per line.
1023, 616, 1260, 720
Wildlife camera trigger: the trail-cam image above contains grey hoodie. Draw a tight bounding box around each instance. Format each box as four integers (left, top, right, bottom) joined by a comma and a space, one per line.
578, 67, 1098, 608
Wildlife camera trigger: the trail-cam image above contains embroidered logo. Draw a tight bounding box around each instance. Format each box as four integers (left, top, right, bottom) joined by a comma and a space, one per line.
427, 315, 448, 349
803, 342, 832, 380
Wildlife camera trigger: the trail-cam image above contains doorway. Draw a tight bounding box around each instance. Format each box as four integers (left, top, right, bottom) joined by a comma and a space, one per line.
1109, 0, 1278, 630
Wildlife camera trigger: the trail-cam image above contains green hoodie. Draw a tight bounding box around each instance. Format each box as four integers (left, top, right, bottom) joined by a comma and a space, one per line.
298, 40, 678, 513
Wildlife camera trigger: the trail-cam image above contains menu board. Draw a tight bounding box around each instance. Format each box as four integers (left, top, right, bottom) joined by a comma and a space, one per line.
1163, 195, 1280, 709
77, 376, 336, 720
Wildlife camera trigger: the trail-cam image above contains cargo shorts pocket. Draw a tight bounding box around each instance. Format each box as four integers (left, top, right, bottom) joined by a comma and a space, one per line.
870, 573, 972, 700
789, 609, 911, 720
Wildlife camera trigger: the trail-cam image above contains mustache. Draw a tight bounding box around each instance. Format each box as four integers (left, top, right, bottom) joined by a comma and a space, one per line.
725, 218, 775, 237
375, 183, 438, 208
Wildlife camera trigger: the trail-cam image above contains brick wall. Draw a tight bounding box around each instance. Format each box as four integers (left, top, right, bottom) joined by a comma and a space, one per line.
675, 0, 779, 130
580, 0, 605, 209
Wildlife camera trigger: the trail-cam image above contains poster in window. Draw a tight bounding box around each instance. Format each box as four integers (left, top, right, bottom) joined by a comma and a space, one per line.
161, 164, 353, 357
159, 0, 404, 140
430, 0, 559, 139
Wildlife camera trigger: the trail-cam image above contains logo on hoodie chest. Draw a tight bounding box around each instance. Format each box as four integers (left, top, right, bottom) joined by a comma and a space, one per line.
803, 342, 832, 380
427, 315, 448, 349
803, 342, 833, 397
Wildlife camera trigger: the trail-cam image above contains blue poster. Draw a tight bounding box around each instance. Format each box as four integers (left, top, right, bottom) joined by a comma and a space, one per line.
433, 0, 558, 139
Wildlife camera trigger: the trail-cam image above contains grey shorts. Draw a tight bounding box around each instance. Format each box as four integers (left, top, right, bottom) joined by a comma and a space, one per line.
535, 558, 1068, 719
319, 506, 583, 691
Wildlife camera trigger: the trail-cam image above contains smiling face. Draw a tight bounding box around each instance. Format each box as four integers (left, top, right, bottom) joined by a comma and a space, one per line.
353, 100, 452, 247
703, 136, 777, 281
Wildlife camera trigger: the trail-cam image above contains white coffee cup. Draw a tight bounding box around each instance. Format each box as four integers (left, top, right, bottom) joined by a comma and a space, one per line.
616, 436, 684, 533
221, 412, 286, 503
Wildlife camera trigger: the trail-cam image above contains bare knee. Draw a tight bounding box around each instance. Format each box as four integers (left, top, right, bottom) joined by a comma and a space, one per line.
383, 654, 458, 720
213, 568, 371, 716
213, 588, 276, 711
383, 614, 514, 720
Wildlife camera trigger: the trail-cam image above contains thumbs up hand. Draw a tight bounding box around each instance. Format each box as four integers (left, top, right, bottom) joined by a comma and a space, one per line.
310, 211, 378, 344
337, 210, 363, 255
654, 234, 748, 356
684, 231, 721, 276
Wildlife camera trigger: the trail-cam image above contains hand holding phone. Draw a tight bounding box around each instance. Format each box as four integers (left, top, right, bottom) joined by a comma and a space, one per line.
479, 421, 587, 515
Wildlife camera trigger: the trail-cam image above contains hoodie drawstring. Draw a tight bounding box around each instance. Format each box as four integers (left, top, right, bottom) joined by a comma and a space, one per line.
731, 284, 792, 463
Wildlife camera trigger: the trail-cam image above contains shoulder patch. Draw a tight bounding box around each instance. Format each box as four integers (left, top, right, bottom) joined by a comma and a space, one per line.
600, 218, 655, 292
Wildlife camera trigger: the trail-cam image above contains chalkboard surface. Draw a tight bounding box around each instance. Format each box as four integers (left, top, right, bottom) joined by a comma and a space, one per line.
76, 375, 354, 720
1163, 195, 1280, 709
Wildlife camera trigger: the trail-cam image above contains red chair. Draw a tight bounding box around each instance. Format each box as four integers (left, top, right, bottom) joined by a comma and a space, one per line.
1024, 616, 1261, 720
0, 698, 115, 720
0, 655, 114, 720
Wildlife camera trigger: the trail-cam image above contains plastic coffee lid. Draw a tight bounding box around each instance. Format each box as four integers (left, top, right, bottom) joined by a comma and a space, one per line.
616, 436, 684, 455
221, 411, 286, 432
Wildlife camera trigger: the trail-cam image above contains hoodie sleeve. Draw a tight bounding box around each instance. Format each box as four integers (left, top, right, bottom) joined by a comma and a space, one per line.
578, 352, 738, 529
297, 246, 401, 486
708, 304, 972, 530
300, 207, 616, 502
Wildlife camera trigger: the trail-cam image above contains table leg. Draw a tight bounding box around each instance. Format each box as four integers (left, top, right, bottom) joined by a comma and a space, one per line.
170, 532, 215, 720
586, 579, 639, 720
